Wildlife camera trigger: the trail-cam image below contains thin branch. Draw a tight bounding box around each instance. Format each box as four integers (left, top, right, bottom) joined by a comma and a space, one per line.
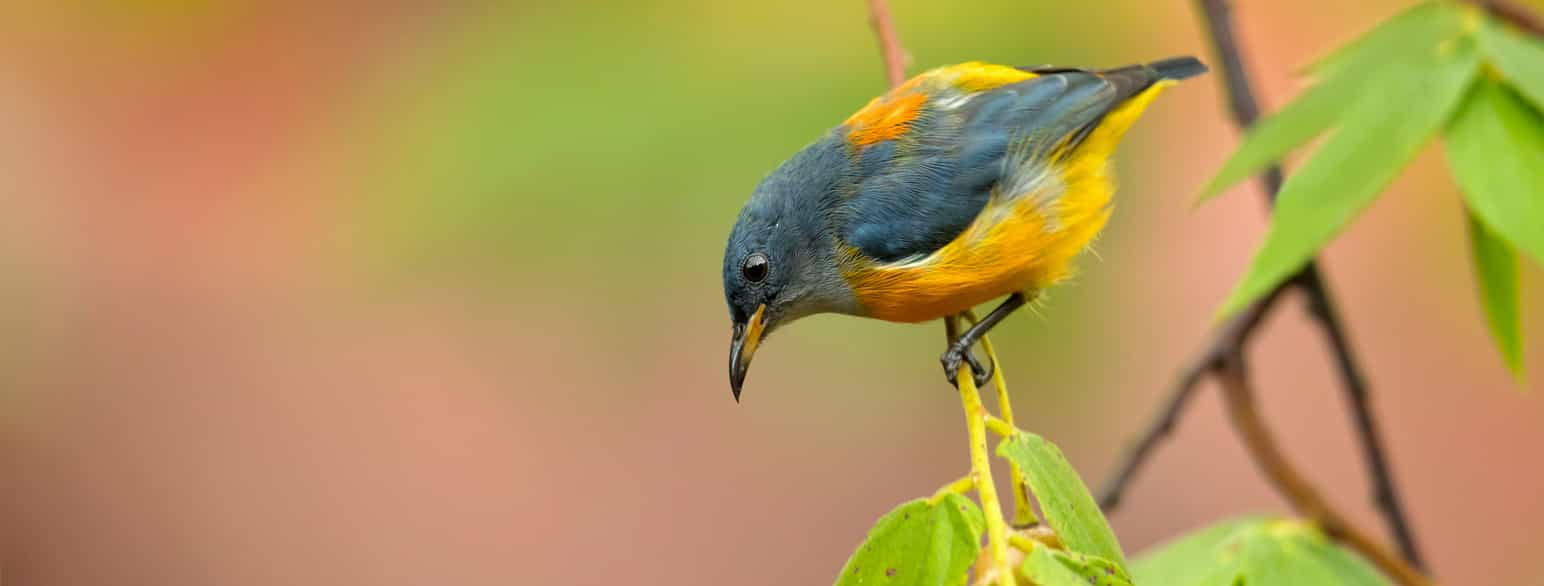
1194, 0, 1286, 203
1098, 0, 1297, 509
967, 309, 1036, 526
1476, 0, 1544, 36
1194, 0, 1426, 568
1099, 283, 1287, 510
1299, 270, 1426, 569
864, 0, 906, 88
1101, 0, 1430, 574
945, 316, 1017, 586
1214, 353, 1431, 586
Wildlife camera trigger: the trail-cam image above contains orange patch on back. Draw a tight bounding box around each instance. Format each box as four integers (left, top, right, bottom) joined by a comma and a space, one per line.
842, 62, 1037, 149
844, 91, 927, 147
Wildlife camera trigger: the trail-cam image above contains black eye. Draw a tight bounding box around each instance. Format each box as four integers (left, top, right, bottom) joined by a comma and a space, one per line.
742, 253, 768, 283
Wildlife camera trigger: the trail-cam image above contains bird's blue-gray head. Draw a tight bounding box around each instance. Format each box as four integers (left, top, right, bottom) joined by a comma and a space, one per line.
723, 135, 858, 401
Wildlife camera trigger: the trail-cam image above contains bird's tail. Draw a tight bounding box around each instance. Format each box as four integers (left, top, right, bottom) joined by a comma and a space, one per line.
1146, 56, 1208, 81
1074, 56, 1207, 107
1018, 55, 1208, 157
1060, 56, 1206, 163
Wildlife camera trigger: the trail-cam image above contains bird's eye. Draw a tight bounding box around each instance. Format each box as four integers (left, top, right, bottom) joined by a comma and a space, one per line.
742, 253, 769, 283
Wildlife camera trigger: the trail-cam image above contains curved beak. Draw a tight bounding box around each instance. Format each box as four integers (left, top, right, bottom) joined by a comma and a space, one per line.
728, 304, 767, 402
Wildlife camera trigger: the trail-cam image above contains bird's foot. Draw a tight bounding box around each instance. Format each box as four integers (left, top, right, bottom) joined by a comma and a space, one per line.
940, 340, 994, 388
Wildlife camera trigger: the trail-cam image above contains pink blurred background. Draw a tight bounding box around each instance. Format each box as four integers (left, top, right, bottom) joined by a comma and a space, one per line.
2, 1, 1541, 584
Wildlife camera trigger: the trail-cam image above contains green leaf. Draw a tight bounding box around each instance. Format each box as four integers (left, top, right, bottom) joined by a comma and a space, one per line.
1020, 547, 1133, 586
1124, 517, 1260, 586
835, 495, 985, 586
1445, 78, 1544, 383
1218, 40, 1482, 318
1196, 69, 1365, 201
1132, 517, 1389, 586
1479, 16, 1544, 111
1305, 1, 1466, 77
1199, 0, 1468, 201
1445, 78, 1544, 267
996, 432, 1126, 572
1465, 212, 1525, 378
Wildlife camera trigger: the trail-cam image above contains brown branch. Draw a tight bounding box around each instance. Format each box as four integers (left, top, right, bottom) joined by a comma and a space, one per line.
1298, 270, 1425, 569
1214, 353, 1431, 586
1102, 0, 1431, 578
1195, 0, 1426, 570
1099, 283, 1287, 509
1475, 0, 1544, 37
864, 0, 906, 88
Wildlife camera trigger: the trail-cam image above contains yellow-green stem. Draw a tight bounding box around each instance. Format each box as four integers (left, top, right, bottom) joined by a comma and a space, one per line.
984, 415, 1015, 437
930, 475, 976, 504
1008, 533, 1041, 554
955, 345, 1016, 585
965, 310, 1034, 527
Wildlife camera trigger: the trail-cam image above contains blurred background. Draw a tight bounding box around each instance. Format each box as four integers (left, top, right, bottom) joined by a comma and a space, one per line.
2, 0, 1542, 584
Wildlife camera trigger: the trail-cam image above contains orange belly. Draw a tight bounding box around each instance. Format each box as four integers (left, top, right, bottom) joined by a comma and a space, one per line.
843, 183, 1113, 323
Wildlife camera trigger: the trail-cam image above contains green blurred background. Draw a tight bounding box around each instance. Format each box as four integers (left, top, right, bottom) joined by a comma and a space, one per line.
2, 1, 1542, 584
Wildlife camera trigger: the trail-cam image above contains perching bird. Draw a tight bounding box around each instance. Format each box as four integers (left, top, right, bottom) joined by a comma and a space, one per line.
722, 57, 1207, 401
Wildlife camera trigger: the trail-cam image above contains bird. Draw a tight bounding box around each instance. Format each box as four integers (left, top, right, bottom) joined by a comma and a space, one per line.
722, 57, 1207, 401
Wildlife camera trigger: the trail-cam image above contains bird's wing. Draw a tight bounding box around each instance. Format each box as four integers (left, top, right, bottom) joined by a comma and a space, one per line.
837, 63, 1153, 264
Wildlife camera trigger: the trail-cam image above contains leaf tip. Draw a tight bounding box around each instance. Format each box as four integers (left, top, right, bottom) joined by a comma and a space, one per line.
1193, 181, 1228, 208
1212, 284, 1258, 325
1501, 348, 1527, 389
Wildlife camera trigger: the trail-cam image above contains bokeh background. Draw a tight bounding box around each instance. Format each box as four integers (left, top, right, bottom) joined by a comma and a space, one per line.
3, 0, 1543, 584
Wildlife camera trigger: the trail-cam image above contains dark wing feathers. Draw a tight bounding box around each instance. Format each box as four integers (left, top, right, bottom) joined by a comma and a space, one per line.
843, 71, 1120, 263
841, 57, 1206, 263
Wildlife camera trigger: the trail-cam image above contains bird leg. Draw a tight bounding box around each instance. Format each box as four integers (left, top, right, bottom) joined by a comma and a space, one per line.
942, 333, 994, 388
941, 293, 1028, 387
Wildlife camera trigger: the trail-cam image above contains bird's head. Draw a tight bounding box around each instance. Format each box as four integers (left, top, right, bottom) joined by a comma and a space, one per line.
722, 138, 858, 402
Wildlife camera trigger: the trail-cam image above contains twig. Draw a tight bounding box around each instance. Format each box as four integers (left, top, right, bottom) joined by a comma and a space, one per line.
967, 309, 1036, 525
1474, 0, 1544, 36
946, 316, 1017, 586
931, 474, 977, 503
864, 0, 906, 87
1101, 0, 1430, 575
1299, 270, 1425, 568
1099, 281, 1287, 510
1195, 0, 1426, 569
1007, 526, 1064, 553
1214, 352, 1431, 586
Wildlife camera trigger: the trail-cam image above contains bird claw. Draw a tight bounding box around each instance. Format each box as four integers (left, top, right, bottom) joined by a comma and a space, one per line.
940, 341, 994, 388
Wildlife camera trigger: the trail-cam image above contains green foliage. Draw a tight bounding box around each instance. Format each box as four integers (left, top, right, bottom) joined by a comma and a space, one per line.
1202, 0, 1544, 377
1304, 1, 1467, 77
839, 430, 1400, 585
997, 431, 1129, 574
838, 429, 1137, 585
1445, 79, 1544, 267
1446, 78, 1544, 379
835, 495, 985, 586
1132, 517, 1390, 586
1214, 16, 1481, 317
1480, 16, 1544, 109
1199, 1, 1467, 201
1021, 547, 1134, 586
1465, 212, 1524, 378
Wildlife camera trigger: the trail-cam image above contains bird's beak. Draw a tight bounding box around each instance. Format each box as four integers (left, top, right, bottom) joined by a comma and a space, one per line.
729, 304, 767, 402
